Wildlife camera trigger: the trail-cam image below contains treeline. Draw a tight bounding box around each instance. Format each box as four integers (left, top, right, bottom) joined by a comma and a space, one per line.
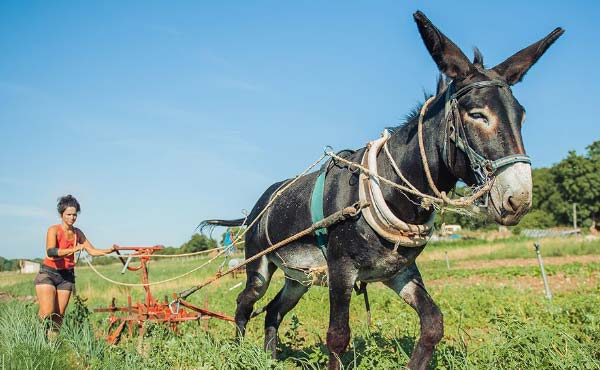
88, 234, 219, 265
159, 234, 218, 254
442, 140, 599, 231
0, 256, 24, 272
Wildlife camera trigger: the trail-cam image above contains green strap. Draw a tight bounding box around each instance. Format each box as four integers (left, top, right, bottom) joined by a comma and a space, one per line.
310, 169, 328, 257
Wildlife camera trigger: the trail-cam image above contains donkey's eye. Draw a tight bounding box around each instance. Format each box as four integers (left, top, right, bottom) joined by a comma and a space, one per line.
467, 111, 489, 125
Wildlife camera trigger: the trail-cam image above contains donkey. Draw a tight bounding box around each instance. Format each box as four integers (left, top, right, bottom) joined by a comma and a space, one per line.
202, 11, 563, 370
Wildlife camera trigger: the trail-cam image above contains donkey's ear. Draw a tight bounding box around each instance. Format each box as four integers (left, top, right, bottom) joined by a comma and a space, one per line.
492, 28, 564, 85
413, 11, 474, 79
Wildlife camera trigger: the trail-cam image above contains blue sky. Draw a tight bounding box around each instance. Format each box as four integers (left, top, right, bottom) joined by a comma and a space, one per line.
1, 1, 598, 259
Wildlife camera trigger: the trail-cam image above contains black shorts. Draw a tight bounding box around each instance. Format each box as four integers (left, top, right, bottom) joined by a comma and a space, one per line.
34, 265, 76, 292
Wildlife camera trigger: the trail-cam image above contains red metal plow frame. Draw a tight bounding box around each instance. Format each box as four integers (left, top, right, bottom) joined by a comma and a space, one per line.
93, 245, 234, 344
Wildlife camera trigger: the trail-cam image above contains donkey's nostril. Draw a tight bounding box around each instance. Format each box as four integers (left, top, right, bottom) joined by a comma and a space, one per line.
506, 196, 519, 213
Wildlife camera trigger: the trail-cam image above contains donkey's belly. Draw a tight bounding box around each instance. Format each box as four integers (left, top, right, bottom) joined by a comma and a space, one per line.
357, 247, 418, 283
268, 242, 329, 286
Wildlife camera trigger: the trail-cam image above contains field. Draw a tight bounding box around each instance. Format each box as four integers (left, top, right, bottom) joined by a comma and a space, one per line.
1, 236, 599, 369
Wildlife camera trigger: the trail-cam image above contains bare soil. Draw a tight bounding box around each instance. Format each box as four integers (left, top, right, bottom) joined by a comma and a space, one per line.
426, 255, 600, 293
420, 244, 508, 262
428, 272, 599, 293
454, 254, 600, 270
0, 291, 36, 303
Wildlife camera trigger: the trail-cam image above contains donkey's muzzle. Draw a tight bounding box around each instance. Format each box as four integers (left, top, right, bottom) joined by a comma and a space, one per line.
488, 162, 532, 225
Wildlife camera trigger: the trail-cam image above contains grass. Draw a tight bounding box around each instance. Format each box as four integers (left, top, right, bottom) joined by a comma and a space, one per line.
469, 237, 600, 260
424, 236, 600, 261
1, 236, 599, 369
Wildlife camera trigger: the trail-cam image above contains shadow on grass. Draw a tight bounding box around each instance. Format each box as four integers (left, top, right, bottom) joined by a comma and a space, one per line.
278, 332, 466, 369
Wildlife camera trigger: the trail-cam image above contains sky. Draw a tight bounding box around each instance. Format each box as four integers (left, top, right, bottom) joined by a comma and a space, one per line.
1, 1, 598, 259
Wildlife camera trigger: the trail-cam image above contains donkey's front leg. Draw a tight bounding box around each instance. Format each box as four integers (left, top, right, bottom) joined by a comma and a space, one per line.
326, 259, 358, 370
384, 263, 443, 370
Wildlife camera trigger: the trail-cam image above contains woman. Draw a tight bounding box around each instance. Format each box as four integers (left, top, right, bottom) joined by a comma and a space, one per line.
34, 194, 114, 334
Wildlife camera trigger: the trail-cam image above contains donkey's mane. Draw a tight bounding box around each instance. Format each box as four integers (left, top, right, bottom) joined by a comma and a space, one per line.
386, 92, 433, 139
389, 74, 450, 136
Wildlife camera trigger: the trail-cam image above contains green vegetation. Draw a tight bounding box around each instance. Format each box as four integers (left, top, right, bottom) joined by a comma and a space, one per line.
1, 236, 598, 369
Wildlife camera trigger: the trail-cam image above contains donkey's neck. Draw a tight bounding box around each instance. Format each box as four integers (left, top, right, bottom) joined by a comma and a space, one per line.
375, 97, 458, 224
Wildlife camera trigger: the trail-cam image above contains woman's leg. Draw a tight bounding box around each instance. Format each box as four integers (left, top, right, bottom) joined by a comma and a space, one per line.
36, 284, 58, 333
55, 289, 73, 331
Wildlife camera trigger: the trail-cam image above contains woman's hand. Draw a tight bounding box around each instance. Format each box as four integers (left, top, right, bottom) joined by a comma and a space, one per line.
84, 245, 115, 257
102, 246, 116, 256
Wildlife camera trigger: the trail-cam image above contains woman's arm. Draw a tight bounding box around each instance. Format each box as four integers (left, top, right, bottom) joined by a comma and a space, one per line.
46, 226, 83, 258
76, 229, 114, 257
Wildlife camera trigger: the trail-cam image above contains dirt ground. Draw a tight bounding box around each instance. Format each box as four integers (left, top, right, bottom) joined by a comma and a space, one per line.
428, 272, 599, 293
420, 244, 508, 262
0, 291, 36, 303
454, 254, 600, 270
426, 255, 600, 294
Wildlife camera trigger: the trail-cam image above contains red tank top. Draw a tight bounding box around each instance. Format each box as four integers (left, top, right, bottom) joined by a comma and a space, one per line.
43, 225, 78, 270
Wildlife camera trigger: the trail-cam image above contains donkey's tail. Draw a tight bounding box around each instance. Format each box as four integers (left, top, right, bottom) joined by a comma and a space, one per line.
196, 218, 247, 236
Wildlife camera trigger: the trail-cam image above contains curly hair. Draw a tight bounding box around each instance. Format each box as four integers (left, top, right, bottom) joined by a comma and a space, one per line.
57, 194, 81, 215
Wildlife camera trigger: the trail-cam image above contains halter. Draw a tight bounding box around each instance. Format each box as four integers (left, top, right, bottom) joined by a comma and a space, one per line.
326, 79, 533, 247
441, 80, 531, 186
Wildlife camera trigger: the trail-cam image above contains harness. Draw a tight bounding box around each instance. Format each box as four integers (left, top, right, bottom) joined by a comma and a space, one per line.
310, 150, 356, 257
310, 167, 328, 256
358, 130, 435, 246
310, 154, 371, 323
312, 79, 532, 249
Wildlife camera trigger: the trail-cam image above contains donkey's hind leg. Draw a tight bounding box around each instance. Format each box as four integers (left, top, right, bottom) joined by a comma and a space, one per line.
263, 277, 310, 358
383, 263, 443, 370
235, 256, 277, 339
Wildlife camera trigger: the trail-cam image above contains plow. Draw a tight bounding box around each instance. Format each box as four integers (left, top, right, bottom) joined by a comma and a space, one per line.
93, 245, 234, 345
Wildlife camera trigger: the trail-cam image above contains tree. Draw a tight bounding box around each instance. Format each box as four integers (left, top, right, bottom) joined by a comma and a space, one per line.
180, 234, 217, 253
521, 167, 565, 228
551, 141, 600, 230
0, 257, 18, 272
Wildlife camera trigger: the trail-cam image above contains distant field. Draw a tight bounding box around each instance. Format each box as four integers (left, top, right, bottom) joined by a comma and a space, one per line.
1, 236, 599, 369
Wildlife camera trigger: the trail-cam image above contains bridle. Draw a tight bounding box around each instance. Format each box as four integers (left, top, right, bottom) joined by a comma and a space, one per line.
351, 79, 533, 247
440, 79, 531, 187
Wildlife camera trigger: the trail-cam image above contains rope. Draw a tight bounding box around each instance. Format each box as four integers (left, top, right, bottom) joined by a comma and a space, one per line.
178, 201, 368, 299
417, 97, 493, 206
81, 109, 492, 290
383, 140, 429, 209
326, 151, 439, 208
219, 154, 328, 252
152, 247, 230, 258
82, 247, 231, 287
101, 246, 228, 259
327, 134, 490, 210
383, 141, 420, 194
106, 213, 250, 259
80, 154, 328, 288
